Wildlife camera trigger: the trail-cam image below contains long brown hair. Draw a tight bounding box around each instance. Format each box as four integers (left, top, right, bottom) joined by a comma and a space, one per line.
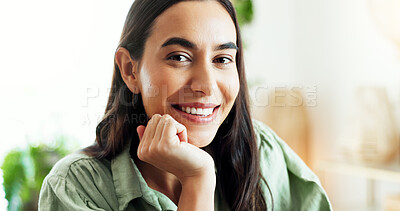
84, 0, 269, 210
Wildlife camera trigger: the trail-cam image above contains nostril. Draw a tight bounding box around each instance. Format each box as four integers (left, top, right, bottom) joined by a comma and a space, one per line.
190, 82, 215, 96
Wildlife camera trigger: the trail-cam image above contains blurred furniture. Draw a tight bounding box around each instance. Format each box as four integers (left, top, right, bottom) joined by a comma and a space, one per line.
253, 88, 311, 165
385, 194, 400, 211
317, 160, 400, 211
342, 87, 399, 164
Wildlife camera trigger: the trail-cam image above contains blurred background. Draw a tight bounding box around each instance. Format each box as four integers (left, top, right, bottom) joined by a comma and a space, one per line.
0, 0, 399, 210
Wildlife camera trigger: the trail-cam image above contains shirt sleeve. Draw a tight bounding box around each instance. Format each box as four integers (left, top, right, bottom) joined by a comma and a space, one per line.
253, 120, 332, 211
273, 133, 331, 211
38, 153, 118, 211
38, 175, 104, 211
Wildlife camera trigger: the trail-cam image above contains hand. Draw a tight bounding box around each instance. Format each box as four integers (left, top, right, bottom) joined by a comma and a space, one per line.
136, 114, 215, 183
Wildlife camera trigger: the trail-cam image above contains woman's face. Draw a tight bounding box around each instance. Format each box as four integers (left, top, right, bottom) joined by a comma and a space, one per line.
136, 1, 239, 147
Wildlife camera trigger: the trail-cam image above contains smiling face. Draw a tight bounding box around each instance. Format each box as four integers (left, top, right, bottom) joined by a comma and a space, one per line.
134, 1, 239, 147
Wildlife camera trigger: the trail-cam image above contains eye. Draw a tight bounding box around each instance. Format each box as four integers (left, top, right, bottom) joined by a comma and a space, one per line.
213, 57, 233, 64
167, 54, 191, 62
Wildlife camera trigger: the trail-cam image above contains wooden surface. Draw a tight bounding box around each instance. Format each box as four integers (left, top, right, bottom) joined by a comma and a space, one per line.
317, 160, 400, 211
317, 160, 400, 184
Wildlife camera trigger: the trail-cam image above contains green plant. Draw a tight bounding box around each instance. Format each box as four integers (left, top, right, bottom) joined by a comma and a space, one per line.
233, 0, 254, 27
1, 137, 71, 211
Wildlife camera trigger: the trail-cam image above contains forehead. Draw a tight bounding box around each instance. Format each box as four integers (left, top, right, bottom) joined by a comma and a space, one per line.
148, 1, 237, 47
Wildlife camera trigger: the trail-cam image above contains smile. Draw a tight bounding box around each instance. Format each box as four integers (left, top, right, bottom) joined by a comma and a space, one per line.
171, 103, 220, 123
180, 106, 214, 116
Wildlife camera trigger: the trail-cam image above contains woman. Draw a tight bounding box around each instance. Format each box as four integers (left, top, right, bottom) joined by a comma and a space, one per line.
39, 0, 331, 210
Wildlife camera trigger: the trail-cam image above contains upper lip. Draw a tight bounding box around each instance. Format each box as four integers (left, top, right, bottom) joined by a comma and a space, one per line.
172, 102, 219, 108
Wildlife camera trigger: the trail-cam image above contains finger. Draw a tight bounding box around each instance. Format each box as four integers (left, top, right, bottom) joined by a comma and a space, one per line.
153, 115, 167, 146
159, 115, 178, 145
162, 116, 188, 143
136, 125, 146, 141
139, 114, 161, 153
176, 123, 188, 143
143, 114, 161, 141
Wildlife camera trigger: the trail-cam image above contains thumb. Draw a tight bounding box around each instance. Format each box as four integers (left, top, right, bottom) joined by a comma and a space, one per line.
136, 125, 146, 141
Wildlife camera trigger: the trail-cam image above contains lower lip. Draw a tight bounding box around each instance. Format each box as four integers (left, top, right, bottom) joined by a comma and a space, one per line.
172, 106, 220, 124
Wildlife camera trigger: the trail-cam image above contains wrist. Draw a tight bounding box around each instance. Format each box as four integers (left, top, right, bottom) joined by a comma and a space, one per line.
177, 154, 215, 183
178, 159, 216, 187
180, 168, 216, 189
178, 170, 216, 211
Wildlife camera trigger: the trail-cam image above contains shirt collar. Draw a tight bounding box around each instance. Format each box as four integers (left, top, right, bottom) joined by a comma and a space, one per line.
111, 141, 177, 211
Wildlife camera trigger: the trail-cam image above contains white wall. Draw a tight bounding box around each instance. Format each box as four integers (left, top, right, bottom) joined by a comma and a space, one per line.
244, 0, 400, 209
0, 0, 134, 151
0, 1, 133, 209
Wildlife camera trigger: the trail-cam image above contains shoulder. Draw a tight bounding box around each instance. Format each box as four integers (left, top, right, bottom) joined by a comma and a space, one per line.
252, 119, 318, 181
41, 150, 114, 198
39, 151, 117, 210
252, 119, 284, 155
46, 151, 111, 179
252, 119, 332, 210
252, 119, 296, 152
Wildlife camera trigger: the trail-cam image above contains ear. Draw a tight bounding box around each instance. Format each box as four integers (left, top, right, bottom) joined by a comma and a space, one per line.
115, 47, 140, 94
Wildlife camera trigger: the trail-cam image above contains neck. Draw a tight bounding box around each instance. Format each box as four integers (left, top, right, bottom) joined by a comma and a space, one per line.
134, 158, 182, 205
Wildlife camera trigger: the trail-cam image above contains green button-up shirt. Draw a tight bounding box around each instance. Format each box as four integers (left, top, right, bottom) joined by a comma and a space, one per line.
38, 120, 332, 210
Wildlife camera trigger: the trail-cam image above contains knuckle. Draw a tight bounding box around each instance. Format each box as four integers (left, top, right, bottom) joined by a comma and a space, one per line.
159, 116, 166, 124
149, 114, 160, 123
137, 149, 144, 160
164, 116, 174, 125
139, 146, 150, 158
161, 116, 170, 124
168, 120, 175, 126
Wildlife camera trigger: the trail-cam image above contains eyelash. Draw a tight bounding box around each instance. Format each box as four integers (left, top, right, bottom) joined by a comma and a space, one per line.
213, 57, 233, 64
166, 54, 233, 65
167, 54, 191, 62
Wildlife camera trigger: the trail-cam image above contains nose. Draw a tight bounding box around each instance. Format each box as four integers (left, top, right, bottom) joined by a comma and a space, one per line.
190, 62, 216, 96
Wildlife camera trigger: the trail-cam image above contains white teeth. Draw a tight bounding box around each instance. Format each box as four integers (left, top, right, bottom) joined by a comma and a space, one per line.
180, 106, 214, 116
197, 108, 204, 115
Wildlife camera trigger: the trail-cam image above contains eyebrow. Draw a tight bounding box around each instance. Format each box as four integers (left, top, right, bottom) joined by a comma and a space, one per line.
161, 37, 196, 49
215, 42, 239, 51
161, 37, 239, 51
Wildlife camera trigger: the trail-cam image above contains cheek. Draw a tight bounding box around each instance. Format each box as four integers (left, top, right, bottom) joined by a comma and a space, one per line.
223, 73, 240, 105
138, 70, 165, 115
232, 77, 240, 100
139, 70, 180, 114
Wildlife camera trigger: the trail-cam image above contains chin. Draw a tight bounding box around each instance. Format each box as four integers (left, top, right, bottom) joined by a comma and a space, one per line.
187, 130, 217, 148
